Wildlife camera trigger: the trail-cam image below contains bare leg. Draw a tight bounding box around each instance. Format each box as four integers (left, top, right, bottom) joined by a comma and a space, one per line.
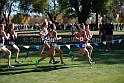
36, 46, 57, 67
38, 46, 55, 63
0, 52, 5, 59
29, 45, 45, 55
38, 54, 50, 62
73, 48, 85, 57
26, 44, 50, 57
7, 45, 20, 60
1, 47, 11, 66
86, 45, 93, 57
84, 48, 90, 64
86, 44, 93, 61
55, 48, 63, 63
68, 48, 85, 62
85, 48, 95, 66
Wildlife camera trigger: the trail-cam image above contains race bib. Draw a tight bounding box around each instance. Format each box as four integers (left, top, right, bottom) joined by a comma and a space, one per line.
50, 37, 55, 42
80, 37, 83, 41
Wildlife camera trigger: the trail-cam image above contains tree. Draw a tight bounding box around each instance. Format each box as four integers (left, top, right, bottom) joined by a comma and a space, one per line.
0, 0, 18, 30
0, 0, 6, 24
9, 0, 124, 24
18, 0, 63, 23
58, 0, 110, 23
11, 13, 30, 24
18, 0, 109, 23
2, 0, 16, 25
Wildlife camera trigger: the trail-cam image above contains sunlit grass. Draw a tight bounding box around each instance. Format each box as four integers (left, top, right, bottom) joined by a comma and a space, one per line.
0, 40, 124, 83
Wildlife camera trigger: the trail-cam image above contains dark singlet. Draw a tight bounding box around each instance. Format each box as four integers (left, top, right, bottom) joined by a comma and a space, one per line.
49, 32, 57, 46
7, 30, 15, 46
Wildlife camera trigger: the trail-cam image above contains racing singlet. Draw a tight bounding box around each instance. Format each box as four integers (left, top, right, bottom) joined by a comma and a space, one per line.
49, 32, 57, 46
7, 30, 15, 46
85, 29, 90, 39
41, 27, 48, 40
77, 32, 87, 48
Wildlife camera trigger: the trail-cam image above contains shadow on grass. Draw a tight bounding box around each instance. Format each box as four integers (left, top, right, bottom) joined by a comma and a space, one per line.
0, 41, 123, 75
0, 64, 71, 75
73, 50, 124, 65
0, 63, 35, 71
0, 62, 88, 75
93, 50, 124, 64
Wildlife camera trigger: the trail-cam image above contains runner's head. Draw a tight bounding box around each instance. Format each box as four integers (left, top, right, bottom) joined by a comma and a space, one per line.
9, 23, 14, 30
42, 21, 48, 28
85, 23, 89, 30
49, 23, 56, 31
80, 23, 85, 30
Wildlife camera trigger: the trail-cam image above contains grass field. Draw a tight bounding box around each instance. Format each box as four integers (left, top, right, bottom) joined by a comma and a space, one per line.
0, 36, 124, 83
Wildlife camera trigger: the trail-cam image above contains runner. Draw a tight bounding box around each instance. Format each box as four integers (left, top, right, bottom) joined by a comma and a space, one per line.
6, 23, 21, 64
85, 23, 93, 62
0, 24, 14, 68
68, 23, 94, 66
35, 23, 61, 67
25, 21, 50, 58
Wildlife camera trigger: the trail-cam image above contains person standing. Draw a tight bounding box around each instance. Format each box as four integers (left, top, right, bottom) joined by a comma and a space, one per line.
104, 20, 114, 53
71, 23, 76, 36
99, 23, 107, 51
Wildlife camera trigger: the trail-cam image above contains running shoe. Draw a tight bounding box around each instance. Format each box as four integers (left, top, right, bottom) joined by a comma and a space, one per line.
68, 51, 72, 56
71, 56, 74, 62
68, 51, 74, 61
61, 62, 66, 66
15, 60, 21, 64
89, 62, 95, 66
49, 61, 53, 64
36, 60, 39, 67
25, 52, 29, 59
53, 60, 60, 64
7, 65, 14, 68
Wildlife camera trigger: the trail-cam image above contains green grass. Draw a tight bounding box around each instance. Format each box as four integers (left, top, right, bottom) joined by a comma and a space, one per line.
0, 41, 124, 83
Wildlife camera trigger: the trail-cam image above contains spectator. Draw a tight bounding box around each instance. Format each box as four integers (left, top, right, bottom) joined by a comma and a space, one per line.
71, 23, 76, 36
104, 19, 114, 53
99, 23, 107, 51
115, 23, 119, 31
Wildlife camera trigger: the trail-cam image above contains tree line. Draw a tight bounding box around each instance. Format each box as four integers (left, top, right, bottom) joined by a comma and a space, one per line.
0, 0, 124, 30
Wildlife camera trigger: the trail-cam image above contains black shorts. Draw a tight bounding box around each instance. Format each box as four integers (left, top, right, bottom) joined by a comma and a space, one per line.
8, 41, 15, 46
41, 40, 48, 45
50, 42, 57, 46
41, 40, 44, 45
